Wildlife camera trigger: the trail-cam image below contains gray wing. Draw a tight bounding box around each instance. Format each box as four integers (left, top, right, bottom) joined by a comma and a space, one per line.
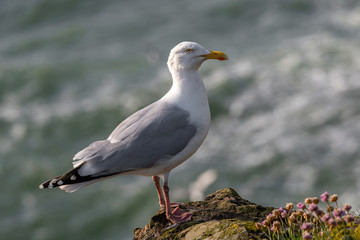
73, 101, 197, 177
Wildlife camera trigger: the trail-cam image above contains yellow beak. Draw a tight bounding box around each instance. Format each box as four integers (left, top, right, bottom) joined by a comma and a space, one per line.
203, 50, 229, 61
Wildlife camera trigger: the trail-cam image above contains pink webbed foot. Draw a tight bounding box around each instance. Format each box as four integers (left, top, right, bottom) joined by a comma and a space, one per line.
167, 206, 193, 224
156, 173, 193, 224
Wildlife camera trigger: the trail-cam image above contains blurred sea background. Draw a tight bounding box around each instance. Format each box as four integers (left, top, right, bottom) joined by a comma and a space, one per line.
1, 0, 360, 239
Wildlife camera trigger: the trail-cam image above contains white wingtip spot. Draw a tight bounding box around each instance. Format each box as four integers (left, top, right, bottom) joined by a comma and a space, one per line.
70, 175, 77, 181
39, 184, 44, 189
57, 180, 63, 185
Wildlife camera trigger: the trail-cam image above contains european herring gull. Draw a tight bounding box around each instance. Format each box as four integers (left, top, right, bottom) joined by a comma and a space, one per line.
39, 41, 228, 224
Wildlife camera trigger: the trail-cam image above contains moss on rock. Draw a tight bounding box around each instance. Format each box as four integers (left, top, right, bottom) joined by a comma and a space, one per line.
133, 188, 271, 240
178, 219, 249, 240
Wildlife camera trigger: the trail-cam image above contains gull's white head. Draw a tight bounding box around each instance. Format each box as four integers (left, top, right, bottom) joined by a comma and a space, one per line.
167, 41, 228, 73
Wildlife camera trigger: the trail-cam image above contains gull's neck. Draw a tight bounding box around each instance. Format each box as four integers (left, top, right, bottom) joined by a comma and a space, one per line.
161, 68, 210, 123
163, 69, 206, 103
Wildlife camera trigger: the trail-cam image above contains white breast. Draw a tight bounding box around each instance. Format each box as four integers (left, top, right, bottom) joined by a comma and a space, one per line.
128, 70, 211, 176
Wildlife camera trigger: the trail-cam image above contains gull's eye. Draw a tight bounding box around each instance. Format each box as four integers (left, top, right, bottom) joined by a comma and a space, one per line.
185, 48, 193, 53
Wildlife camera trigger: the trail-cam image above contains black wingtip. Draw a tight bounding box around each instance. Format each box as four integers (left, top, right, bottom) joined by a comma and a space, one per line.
38, 163, 87, 190
38, 162, 119, 191
38, 162, 96, 190
39, 176, 63, 189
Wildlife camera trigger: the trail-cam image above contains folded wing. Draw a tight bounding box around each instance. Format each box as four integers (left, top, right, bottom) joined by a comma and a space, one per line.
72, 101, 197, 178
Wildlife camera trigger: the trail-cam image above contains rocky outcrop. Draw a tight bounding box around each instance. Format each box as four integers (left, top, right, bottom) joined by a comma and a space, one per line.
133, 188, 272, 240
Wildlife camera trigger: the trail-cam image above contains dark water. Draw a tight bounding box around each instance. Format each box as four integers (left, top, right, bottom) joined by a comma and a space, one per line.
1, 0, 360, 239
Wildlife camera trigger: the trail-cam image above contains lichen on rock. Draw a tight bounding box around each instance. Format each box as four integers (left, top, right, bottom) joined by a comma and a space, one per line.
133, 188, 272, 240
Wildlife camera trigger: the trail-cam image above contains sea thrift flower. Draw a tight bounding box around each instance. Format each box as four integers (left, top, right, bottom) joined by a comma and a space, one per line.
286, 203, 294, 210
279, 208, 287, 215
321, 214, 331, 223
328, 218, 336, 226
344, 215, 355, 224
297, 202, 306, 210
335, 217, 343, 224
262, 219, 270, 227
303, 211, 312, 221
289, 213, 297, 225
316, 209, 324, 217
333, 208, 345, 218
272, 221, 281, 232
296, 210, 303, 217
305, 198, 312, 205
272, 209, 280, 217
308, 203, 318, 212
266, 213, 275, 222
330, 194, 338, 202
320, 191, 329, 202
281, 211, 288, 219
302, 232, 313, 239
312, 197, 319, 204
343, 204, 352, 213
326, 206, 334, 213
301, 222, 313, 231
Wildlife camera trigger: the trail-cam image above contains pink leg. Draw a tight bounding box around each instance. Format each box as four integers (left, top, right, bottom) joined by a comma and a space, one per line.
162, 173, 192, 224
152, 176, 165, 207
153, 175, 179, 209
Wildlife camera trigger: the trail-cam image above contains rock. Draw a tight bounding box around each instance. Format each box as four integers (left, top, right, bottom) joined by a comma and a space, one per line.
133, 188, 272, 240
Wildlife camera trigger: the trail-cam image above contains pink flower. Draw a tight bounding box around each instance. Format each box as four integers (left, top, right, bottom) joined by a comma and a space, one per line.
272, 221, 281, 231
301, 222, 313, 231
308, 203, 318, 212
320, 191, 329, 202
321, 214, 331, 223
281, 211, 288, 219
328, 218, 336, 226
333, 208, 345, 218
297, 203, 306, 210
262, 219, 270, 227
266, 213, 275, 222
344, 215, 355, 224
302, 232, 313, 239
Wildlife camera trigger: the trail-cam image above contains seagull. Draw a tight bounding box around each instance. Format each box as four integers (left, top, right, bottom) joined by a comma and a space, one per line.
39, 41, 228, 224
